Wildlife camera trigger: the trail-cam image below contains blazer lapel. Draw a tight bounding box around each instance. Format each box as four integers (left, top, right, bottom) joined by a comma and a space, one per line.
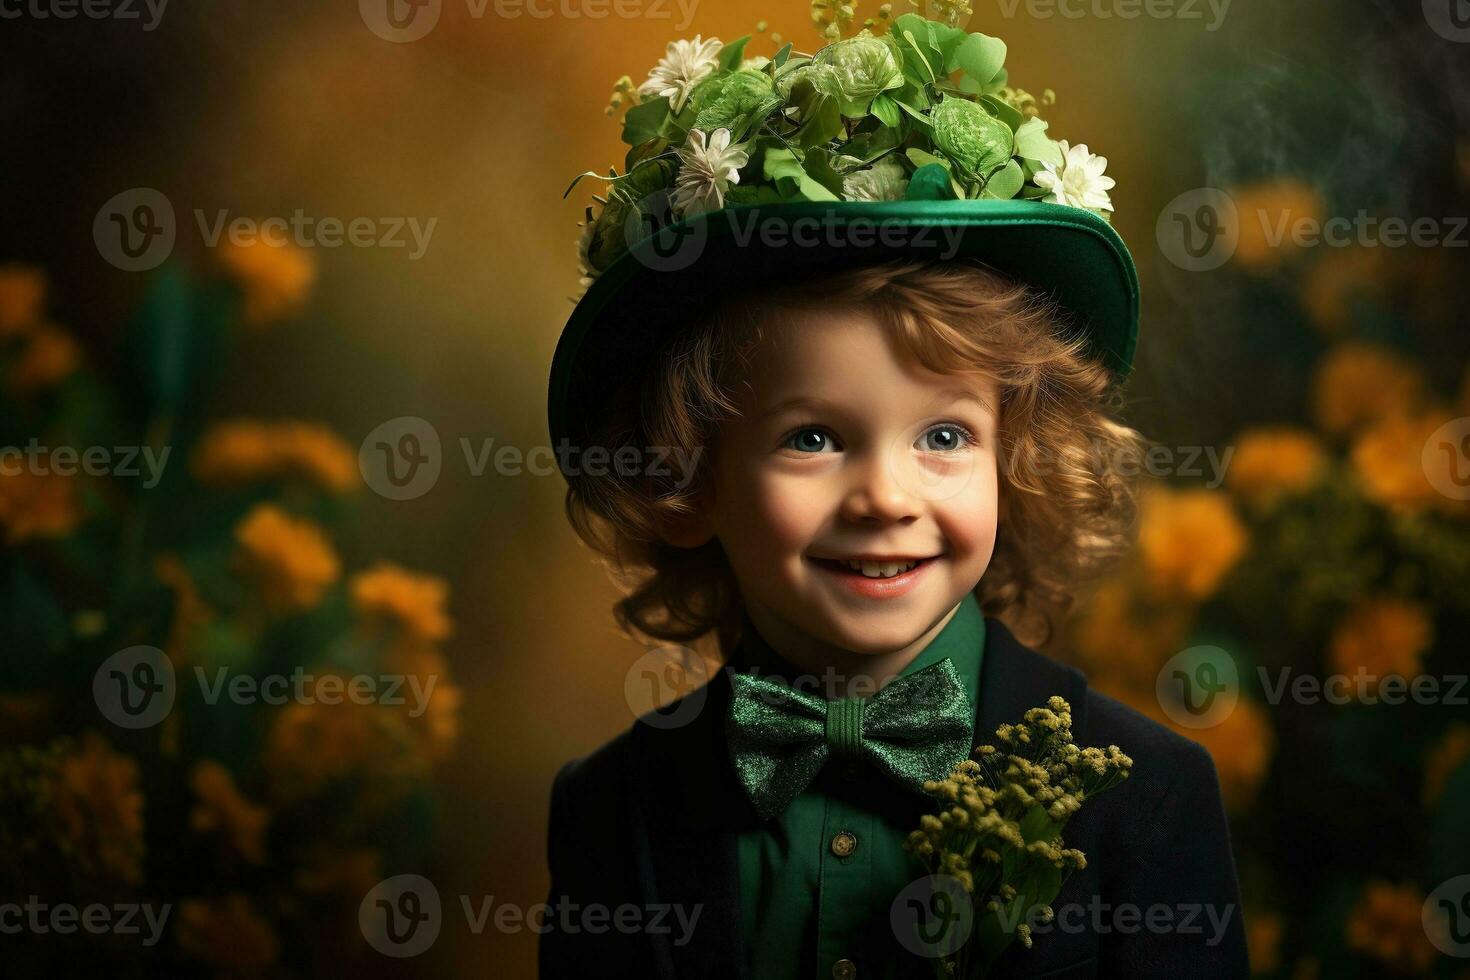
629, 663, 756, 980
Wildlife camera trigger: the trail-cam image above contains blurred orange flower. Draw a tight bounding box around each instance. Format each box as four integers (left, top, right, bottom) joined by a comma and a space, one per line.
233, 504, 340, 612
177, 893, 280, 970
49, 731, 145, 885
1225, 426, 1329, 507
154, 553, 213, 661
1227, 178, 1325, 273
1328, 597, 1433, 697
1345, 881, 1438, 974
1136, 486, 1248, 602
263, 683, 424, 805
8, 324, 80, 392
189, 760, 270, 864
194, 418, 358, 493
1311, 342, 1425, 439
385, 644, 462, 763
218, 238, 316, 326
1247, 910, 1282, 975
351, 561, 454, 643
0, 463, 81, 544
1423, 722, 1470, 805
0, 263, 45, 337
1351, 408, 1467, 515
1070, 578, 1191, 691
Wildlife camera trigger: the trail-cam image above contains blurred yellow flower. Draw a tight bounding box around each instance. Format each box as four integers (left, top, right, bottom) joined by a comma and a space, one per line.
1070, 577, 1191, 691
0, 263, 45, 337
233, 504, 340, 612
1136, 486, 1248, 602
263, 683, 424, 805
49, 731, 145, 885
1423, 722, 1470, 805
1311, 342, 1425, 438
1328, 597, 1432, 696
177, 893, 279, 970
189, 760, 270, 864
1247, 910, 1282, 975
1228, 178, 1325, 273
1345, 881, 1437, 974
351, 561, 453, 643
218, 238, 316, 326
1351, 408, 1467, 515
9, 324, 81, 393
1225, 427, 1328, 506
385, 645, 462, 763
194, 418, 358, 493
0, 463, 81, 544
153, 553, 213, 661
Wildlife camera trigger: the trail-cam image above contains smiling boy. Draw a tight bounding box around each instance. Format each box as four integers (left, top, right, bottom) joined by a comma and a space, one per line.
541, 17, 1248, 980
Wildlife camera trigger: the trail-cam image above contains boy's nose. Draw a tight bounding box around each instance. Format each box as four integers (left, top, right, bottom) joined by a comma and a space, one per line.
838, 453, 922, 524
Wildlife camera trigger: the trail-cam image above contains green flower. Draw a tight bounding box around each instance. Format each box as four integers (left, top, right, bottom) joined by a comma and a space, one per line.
812, 31, 904, 117
693, 69, 777, 133
931, 97, 1015, 177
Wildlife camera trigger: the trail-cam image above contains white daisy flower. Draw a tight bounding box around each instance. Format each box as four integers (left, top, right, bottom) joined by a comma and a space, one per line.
1034, 140, 1116, 214
638, 35, 724, 113
672, 128, 749, 217
843, 156, 910, 202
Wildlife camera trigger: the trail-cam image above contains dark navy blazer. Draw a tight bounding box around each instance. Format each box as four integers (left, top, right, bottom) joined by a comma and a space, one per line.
541, 618, 1250, 979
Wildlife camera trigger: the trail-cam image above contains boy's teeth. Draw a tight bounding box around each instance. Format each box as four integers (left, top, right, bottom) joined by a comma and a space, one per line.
841, 558, 921, 578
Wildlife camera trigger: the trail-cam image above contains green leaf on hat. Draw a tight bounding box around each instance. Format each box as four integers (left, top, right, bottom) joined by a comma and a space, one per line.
981, 159, 1025, 199
870, 92, 901, 128
717, 35, 751, 72
1015, 116, 1063, 166
801, 148, 847, 198
955, 32, 1007, 90
979, 93, 1024, 133
621, 96, 671, 148
764, 147, 839, 201
905, 162, 957, 200
772, 41, 794, 70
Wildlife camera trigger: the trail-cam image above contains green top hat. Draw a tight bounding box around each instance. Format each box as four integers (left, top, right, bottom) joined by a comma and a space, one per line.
549, 13, 1140, 457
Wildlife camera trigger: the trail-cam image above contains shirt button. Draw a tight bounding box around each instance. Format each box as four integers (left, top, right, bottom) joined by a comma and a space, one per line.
830, 830, 858, 857
832, 958, 857, 980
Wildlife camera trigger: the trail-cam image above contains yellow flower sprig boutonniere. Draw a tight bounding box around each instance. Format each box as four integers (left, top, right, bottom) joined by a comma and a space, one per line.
901, 697, 1132, 978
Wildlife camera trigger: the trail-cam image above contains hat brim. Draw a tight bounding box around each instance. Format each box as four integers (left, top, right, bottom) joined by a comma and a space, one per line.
548, 199, 1138, 453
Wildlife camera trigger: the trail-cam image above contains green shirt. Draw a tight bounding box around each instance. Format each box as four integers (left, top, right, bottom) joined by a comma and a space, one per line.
728, 593, 986, 980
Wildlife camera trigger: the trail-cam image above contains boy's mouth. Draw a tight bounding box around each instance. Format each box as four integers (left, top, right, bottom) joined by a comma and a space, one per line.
805, 554, 941, 598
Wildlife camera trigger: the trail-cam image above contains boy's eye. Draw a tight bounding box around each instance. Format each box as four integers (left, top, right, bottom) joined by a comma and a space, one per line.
917, 424, 975, 453
783, 427, 838, 454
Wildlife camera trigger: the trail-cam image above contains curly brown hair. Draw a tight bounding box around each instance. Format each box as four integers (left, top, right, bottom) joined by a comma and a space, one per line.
564, 260, 1146, 655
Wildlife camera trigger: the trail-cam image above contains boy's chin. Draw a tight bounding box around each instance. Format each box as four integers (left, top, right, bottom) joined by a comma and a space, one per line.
807, 605, 949, 657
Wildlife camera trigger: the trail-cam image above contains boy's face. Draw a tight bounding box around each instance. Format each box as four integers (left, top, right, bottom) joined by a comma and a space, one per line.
678, 305, 1000, 662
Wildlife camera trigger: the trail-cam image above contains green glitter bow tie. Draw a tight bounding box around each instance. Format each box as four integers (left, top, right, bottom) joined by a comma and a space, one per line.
726, 657, 974, 821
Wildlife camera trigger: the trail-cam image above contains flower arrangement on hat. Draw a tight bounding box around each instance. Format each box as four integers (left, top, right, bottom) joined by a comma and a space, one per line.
570, 3, 1116, 289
